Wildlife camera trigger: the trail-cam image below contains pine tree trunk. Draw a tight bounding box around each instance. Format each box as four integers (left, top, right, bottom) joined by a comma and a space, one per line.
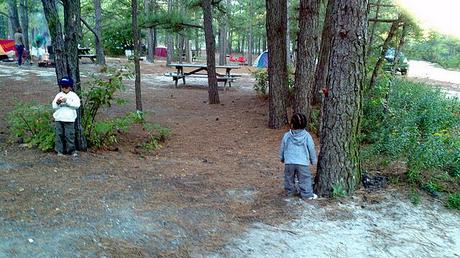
144, 0, 155, 63
166, 0, 173, 64
367, 0, 382, 56
369, 17, 400, 89
312, 0, 333, 106
218, 23, 226, 65
293, 0, 319, 120
93, 0, 106, 65
63, 0, 87, 151
247, 1, 253, 65
132, 0, 143, 111
315, 0, 368, 196
266, 0, 288, 128
7, 0, 20, 31
41, 0, 67, 84
202, 0, 219, 104
19, 0, 29, 60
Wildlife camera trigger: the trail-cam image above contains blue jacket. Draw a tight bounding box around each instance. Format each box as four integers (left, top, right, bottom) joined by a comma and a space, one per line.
279, 129, 317, 166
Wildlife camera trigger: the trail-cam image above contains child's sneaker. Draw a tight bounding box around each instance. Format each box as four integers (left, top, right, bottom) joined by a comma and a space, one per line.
302, 194, 318, 200
71, 152, 78, 157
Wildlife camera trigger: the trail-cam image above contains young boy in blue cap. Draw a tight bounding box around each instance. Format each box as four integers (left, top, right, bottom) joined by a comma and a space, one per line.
52, 76, 81, 157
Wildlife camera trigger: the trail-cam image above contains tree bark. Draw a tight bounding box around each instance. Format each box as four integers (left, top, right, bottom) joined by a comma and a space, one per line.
247, 1, 254, 65
202, 0, 219, 104
166, 0, 173, 64
63, 0, 86, 151
391, 21, 407, 75
367, 0, 381, 56
218, 23, 226, 65
315, 0, 368, 196
312, 0, 333, 106
7, 0, 20, 32
369, 17, 400, 89
132, 0, 143, 111
41, 0, 67, 83
266, 0, 288, 128
144, 0, 155, 63
62, 0, 81, 90
93, 0, 106, 65
293, 0, 320, 120
19, 0, 29, 61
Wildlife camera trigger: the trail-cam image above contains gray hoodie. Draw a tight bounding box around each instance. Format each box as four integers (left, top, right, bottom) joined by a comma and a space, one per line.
279, 129, 317, 166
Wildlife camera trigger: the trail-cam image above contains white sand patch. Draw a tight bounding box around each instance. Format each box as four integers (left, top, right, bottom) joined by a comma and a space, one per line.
209, 193, 460, 257
408, 60, 460, 85
0, 64, 56, 81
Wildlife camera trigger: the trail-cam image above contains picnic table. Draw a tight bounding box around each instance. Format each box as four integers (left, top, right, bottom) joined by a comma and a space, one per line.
165, 63, 241, 88
78, 47, 96, 62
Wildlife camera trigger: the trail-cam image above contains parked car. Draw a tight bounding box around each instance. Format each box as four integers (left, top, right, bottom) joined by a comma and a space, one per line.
383, 48, 409, 75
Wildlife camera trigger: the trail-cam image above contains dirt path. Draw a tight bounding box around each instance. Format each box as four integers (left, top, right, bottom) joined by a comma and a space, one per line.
0, 60, 459, 257
408, 60, 460, 97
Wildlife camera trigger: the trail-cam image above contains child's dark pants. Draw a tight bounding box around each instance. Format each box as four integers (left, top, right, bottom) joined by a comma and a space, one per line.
284, 164, 314, 198
55, 121, 75, 154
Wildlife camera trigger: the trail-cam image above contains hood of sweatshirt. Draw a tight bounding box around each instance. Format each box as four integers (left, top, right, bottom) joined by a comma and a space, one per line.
288, 129, 308, 145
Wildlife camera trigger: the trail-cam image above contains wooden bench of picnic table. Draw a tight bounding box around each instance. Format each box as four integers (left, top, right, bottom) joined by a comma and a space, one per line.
78, 54, 96, 63
164, 72, 237, 88
165, 63, 240, 89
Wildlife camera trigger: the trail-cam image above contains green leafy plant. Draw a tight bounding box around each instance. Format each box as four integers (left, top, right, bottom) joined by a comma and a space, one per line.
410, 188, 421, 205
332, 184, 347, 198
446, 192, 460, 209
7, 103, 55, 151
142, 122, 171, 150
362, 77, 460, 204
252, 69, 268, 96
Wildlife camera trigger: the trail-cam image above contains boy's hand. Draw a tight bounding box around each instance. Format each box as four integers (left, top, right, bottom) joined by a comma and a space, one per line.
61, 98, 67, 103
56, 99, 62, 105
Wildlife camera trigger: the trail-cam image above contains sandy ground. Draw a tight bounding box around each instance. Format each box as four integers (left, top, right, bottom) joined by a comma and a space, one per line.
408, 60, 460, 98
0, 58, 459, 257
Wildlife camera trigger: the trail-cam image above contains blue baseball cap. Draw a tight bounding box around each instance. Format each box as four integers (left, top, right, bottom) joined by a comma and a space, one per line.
59, 76, 74, 87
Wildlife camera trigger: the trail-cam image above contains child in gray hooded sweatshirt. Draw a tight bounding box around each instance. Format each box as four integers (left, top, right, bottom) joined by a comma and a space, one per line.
279, 113, 318, 200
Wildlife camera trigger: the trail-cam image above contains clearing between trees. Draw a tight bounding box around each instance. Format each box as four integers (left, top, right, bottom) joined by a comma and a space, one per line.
0, 60, 459, 257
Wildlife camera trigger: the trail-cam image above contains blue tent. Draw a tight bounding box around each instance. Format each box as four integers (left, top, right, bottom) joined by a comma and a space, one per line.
253, 51, 268, 68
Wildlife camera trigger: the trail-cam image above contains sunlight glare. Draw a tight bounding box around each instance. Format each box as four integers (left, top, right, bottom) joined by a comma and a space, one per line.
396, 0, 460, 38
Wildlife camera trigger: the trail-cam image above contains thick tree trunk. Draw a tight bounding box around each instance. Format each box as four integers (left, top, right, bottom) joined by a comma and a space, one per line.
314, 0, 368, 196
132, 0, 143, 111
286, 0, 290, 64
369, 17, 400, 89
202, 0, 219, 104
266, 0, 288, 128
19, 0, 29, 60
63, 0, 86, 151
93, 0, 106, 65
7, 0, 20, 31
293, 0, 320, 120
41, 0, 67, 84
312, 0, 333, 106
62, 0, 81, 90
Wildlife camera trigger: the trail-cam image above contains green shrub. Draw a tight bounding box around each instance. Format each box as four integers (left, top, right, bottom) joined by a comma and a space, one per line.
252, 69, 268, 96
446, 192, 460, 209
142, 122, 171, 150
362, 77, 460, 203
7, 67, 170, 152
7, 103, 55, 151
332, 184, 347, 198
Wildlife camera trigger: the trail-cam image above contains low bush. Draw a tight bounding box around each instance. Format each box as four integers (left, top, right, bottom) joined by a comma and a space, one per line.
7, 67, 169, 153
7, 103, 55, 151
362, 77, 460, 208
